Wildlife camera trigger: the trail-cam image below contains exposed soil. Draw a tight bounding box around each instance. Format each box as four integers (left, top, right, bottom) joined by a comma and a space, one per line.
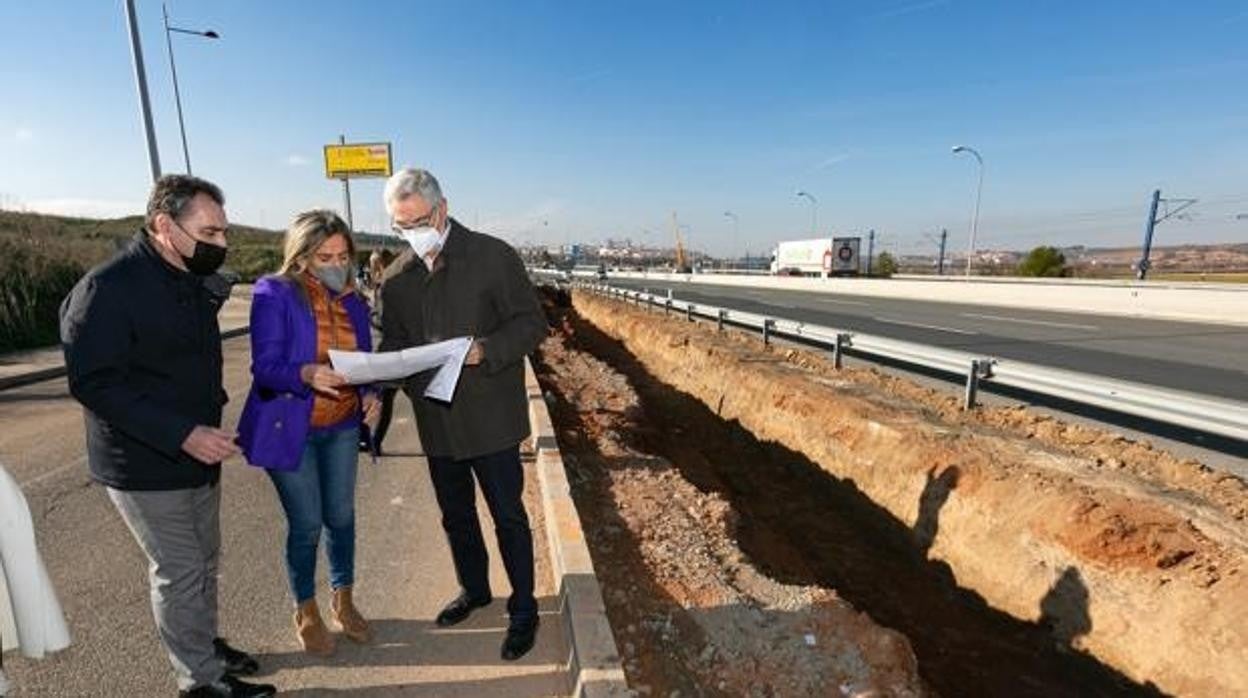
533, 287, 1248, 697
536, 296, 925, 697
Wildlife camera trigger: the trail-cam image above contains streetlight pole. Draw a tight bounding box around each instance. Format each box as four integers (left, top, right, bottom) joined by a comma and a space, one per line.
796, 190, 818, 236
952, 145, 984, 277
124, 0, 161, 183
723, 211, 739, 268
163, 2, 218, 175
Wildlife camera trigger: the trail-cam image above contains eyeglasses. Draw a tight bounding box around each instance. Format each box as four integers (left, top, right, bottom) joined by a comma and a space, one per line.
391, 211, 438, 234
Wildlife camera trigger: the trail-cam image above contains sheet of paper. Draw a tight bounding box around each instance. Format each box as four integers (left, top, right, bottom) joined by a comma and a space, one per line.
329, 336, 474, 401
424, 336, 474, 402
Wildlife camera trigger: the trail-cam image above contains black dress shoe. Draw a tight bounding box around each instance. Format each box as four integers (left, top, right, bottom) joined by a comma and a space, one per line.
179, 675, 276, 697
214, 638, 259, 676
435, 592, 492, 627
501, 616, 540, 661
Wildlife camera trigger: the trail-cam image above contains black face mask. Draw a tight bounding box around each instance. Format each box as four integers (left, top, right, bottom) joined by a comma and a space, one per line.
174, 222, 227, 276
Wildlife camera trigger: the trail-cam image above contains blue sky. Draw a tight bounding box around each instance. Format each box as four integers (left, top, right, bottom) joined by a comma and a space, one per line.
2, 0, 1246, 256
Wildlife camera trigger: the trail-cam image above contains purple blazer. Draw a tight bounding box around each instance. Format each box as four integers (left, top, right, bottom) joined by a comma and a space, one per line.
237, 275, 373, 471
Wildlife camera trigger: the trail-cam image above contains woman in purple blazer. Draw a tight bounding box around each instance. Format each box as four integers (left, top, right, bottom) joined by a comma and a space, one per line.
237, 210, 380, 657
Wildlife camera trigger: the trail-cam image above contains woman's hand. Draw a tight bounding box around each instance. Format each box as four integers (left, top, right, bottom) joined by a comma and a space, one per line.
301, 363, 347, 398
362, 392, 382, 428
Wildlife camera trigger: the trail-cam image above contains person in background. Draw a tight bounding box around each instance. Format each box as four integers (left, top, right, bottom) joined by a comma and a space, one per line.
362, 248, 399, 455
378, 168, 546, 661
237, 210, 380, 657
59, 174, 274, 698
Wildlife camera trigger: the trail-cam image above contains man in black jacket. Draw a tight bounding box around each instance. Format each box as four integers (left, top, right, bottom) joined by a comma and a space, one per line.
60, 175, 274, 698
378, 168, 547, 660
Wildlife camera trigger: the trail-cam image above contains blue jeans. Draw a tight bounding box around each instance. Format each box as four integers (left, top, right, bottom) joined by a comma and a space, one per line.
268, 425, 359, 603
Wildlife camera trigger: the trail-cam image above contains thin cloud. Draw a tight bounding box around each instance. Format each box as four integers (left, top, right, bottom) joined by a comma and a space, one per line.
285, 154, 309, 167
861, 0, 951, 22
27, 198, 142, 219
814, 152, 853, 170
14, 127, 33, 143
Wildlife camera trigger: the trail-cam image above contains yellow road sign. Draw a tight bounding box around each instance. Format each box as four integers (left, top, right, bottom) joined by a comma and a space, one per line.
324, 142, 393, 179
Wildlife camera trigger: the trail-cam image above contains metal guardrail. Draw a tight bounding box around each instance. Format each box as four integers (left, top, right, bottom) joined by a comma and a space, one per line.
544, 275, 1248, 443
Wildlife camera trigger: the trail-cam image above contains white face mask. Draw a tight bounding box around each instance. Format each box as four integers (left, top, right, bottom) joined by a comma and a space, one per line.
399, 226, 441, 257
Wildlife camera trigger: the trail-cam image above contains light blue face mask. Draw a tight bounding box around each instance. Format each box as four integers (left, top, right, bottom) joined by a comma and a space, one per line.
313, 264, 351, 293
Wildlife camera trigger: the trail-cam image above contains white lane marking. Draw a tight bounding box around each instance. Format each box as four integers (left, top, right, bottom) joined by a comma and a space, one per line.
815, 297, 868, 306
959, 312, 1100, 331
19, 455, 87, 488
873, 316, 978, 335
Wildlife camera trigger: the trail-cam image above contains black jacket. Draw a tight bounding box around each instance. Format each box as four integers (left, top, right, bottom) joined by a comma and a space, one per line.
379, 219, 545, 460
60, 231, 227, 491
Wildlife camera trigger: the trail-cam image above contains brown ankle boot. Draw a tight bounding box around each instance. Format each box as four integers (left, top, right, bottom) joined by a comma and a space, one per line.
331, 585, 372, 643
294, 598, 335, 656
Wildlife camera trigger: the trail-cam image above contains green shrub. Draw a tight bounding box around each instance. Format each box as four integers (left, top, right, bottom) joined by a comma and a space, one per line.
0, 238, 85, 352
227, 245, 284, 282
874, 251, 898, 278
1017, 246, 1069, 277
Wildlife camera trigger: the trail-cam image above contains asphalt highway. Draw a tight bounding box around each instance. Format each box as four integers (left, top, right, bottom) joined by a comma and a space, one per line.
606, 278, 1248, 402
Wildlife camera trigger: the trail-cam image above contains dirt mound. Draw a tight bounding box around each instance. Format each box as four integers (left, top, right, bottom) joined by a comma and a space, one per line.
565, 289, 1248, 697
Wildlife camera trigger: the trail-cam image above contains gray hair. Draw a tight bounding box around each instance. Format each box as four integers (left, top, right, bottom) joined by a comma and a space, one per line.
384, 168, 443, 215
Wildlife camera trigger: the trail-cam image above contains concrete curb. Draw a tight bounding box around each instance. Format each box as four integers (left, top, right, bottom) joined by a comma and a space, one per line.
525, 359, 631, 697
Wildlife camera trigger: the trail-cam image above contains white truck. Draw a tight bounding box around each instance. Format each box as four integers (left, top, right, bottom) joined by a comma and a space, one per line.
768, 237, 861, 276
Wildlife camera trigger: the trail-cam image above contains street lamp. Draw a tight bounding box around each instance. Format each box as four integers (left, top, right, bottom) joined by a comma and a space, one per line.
952, 145, 984, 277
123, 0, 160, 183
163, 2, 219, 175
723, 211, 739, 267
795, 190, 818, 236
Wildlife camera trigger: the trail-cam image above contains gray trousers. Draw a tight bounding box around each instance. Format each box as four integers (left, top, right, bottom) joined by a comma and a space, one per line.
107, 483, 224, 691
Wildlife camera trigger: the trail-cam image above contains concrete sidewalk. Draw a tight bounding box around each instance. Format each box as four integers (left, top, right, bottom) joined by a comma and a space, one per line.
0, 303, 575, 696
218, 395, 570, 696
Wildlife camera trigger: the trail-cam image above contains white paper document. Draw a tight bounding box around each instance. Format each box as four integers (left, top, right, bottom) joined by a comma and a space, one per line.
329, 336, 473, 402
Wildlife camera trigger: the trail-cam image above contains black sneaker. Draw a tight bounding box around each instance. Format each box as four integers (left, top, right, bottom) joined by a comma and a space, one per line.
501, 616, 540, 661
435, 592, 492, 627
214, 638, 260, 676
179, 675, 276, 697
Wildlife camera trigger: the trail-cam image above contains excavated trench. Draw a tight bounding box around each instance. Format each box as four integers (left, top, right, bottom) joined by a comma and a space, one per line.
532, 287, 1248, 697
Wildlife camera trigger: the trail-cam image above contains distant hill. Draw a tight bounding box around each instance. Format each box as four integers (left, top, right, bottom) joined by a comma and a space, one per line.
1061, 242, 1248, 273
898, 240, 1248, 277
0, 208, 407, 351
0, 209, 401, 280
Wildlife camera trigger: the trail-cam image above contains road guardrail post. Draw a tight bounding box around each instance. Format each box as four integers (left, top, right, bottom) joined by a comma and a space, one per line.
964, 360, 981, 408
665, 299, 672, 316
834, 332, 851, 369
717, 309, 726, 332
763, 318, 774, 346
964, 358, 993, 409
686, 303, 694, 322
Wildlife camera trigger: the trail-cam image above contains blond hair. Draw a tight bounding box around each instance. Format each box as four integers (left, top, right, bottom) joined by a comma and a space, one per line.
278, 209, 356, 279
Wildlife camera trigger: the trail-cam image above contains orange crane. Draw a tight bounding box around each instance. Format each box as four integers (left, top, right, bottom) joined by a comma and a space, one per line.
671, 211, 691, 273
